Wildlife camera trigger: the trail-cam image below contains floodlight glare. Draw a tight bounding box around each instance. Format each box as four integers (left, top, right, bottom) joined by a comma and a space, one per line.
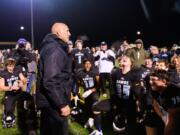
20, 26, 25, 30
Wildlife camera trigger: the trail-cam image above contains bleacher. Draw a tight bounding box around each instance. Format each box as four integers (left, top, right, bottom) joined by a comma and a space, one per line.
0, 42, 16, 49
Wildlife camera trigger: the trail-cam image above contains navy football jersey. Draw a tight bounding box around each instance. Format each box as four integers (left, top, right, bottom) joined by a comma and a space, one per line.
76, 68, 99, 91
111, 68, 137, 100
1, 68, 21, 89
71, 48, 92, 70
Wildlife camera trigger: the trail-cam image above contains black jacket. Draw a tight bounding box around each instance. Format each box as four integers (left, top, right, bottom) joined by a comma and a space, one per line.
36, 34, 73, 110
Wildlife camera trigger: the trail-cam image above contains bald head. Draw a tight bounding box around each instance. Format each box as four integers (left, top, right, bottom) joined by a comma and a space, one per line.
51, 22, 71, 43
51, 23, 66, 34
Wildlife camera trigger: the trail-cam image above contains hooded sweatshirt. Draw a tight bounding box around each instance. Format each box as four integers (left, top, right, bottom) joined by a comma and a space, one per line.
126, 41, 149, 67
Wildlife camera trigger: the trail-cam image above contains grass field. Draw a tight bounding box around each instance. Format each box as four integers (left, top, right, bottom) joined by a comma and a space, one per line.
0, 90, 114, 135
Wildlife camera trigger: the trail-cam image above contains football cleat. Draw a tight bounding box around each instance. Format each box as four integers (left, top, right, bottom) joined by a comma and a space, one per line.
84, 118, 94, 129
89, 130, 103, 135
2, 114, 16, 128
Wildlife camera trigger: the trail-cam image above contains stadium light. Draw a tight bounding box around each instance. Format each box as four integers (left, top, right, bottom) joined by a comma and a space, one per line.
136, 30, 141, 36
20, 26, 25, 31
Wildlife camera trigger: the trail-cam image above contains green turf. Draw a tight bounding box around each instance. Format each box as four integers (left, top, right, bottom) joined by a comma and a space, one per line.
69, 120, 89, 135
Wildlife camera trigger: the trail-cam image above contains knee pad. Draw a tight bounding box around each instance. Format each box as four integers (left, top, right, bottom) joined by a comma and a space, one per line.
2, 114, 16, 128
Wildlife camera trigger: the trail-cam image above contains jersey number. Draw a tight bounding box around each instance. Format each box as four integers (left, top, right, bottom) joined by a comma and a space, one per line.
84, 79, 94, 89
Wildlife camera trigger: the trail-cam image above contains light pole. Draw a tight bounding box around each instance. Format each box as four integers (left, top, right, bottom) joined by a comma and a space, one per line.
30, 0, 34, 49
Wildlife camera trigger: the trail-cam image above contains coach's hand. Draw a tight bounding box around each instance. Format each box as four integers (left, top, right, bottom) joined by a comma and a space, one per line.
60, 105, 71, 116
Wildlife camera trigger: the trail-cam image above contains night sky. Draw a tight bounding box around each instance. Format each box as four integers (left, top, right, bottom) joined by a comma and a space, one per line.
0, 0, 180, 49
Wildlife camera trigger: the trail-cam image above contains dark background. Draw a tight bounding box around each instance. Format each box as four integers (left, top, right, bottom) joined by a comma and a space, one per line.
0, 0, 180, 49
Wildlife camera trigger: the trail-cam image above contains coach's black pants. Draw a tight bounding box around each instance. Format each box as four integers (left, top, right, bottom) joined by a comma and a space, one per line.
40, 107, 68, 135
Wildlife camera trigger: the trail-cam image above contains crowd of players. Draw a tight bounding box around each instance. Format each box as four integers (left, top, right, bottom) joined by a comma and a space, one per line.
0, 38, 180, 135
